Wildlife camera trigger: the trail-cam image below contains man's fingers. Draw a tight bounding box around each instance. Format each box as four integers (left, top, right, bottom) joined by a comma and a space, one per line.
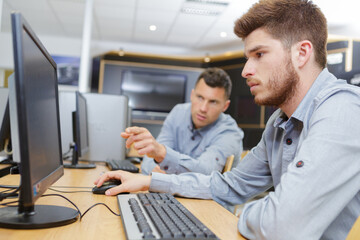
121, 132, 131, 139
125, 126, 145, 134
105, 185, 126, 196
95, 171, 122, 187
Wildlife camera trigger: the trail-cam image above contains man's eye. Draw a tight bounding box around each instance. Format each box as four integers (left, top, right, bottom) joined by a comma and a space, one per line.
256, 52, 264, 58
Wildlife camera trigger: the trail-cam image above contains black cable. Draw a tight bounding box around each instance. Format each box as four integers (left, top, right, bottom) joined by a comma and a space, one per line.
0, 185, 18, 189
50, 185, 92, 189
62, 146, 72, 159
48, 187, 91, 194
1, 188, 15, 193
0, 186, 19, 201
0, 200, 19, 207
41, 193, 82, 217
41, 193, 121, 221
80, 202, 121, 221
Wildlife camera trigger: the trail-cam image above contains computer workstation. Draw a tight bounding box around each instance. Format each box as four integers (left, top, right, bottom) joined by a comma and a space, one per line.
0, 12, 243, 239
58, 91, 140, 172
63, 91, 95, 169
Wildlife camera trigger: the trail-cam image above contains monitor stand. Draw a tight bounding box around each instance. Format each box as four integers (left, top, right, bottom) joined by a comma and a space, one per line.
63, 144, 96, 169
0, 205, 79, 229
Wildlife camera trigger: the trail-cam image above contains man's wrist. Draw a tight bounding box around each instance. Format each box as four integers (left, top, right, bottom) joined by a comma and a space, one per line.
154, 144, 166, 163
142, 175, 152, 191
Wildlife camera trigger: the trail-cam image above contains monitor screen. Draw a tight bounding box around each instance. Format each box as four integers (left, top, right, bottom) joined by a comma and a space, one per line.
0, 89, 10, 153
76, 91, 89, 156
63, 91, 95, 169
0, 12, 78, 229
121, 70, 187, 112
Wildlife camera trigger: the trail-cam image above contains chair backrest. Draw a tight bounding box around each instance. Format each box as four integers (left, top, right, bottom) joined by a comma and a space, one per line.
222, 155, 234, 173
346, 215, 360, 240
241, 150, 250, 160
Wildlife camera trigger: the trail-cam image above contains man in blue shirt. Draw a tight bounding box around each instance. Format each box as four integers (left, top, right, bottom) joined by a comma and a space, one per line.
95, 0, 360, 239
121, 68, 244, 175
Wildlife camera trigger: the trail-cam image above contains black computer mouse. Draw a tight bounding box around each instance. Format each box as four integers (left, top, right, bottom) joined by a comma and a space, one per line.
92, 179, 122, 195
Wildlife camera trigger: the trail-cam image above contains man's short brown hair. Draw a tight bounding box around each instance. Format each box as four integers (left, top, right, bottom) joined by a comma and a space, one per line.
196, 68, 232, 99
234, 0, 327, 68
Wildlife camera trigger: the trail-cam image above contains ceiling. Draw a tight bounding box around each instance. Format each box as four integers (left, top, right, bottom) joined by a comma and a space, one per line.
1, 0, 360, 56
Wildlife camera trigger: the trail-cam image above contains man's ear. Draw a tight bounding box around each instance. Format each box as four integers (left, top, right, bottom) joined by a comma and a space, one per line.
223, 100, 230, 112
190, 89, 195, 101
294, 40, 313, 68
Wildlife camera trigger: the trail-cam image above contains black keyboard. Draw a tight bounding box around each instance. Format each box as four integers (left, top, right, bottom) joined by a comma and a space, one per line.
117, 192, 218, 239
106, 159, 139, 173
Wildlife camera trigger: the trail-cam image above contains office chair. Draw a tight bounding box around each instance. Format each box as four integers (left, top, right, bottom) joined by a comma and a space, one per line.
222, 155, 235, 173
346, 215, 360, 240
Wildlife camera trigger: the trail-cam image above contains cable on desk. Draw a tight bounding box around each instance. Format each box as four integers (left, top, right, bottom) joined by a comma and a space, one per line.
48, 187, 92, 193
42, 193, 82, 217
80, 202, 121, 221
0, 199, 19, 207
0, 185, 18, 189
41, 193, 121, 221
0, 185, 19, 201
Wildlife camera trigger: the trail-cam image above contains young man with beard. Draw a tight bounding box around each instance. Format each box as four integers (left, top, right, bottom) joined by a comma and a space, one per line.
123, 68, 244, 175
95, 0, 360, 239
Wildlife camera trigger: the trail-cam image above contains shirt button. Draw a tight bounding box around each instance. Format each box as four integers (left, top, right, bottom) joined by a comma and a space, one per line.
286, 138, 292, 145
296, 160, 304, 168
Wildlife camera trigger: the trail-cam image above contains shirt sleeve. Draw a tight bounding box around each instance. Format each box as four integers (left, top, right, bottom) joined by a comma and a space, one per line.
141, 156, 158, 175
237, 91, 360, 240
159, 126, 243, 175
149, 172, 212, 199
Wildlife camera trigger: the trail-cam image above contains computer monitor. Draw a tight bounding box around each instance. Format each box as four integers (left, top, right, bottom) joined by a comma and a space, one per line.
63, 91, 95, 169
0, 97, 13, 163
121, 70, 187, 112
0, 12, 78, 229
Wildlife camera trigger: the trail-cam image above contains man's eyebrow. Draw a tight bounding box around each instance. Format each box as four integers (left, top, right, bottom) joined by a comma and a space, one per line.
245, 45, 267, 57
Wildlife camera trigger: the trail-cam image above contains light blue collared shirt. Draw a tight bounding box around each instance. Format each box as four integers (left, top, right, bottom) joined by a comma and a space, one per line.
141, 103, 244, 175
149, 69, 360, 240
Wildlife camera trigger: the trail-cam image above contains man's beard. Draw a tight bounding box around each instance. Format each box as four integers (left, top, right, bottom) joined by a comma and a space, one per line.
254, 59, 300, 107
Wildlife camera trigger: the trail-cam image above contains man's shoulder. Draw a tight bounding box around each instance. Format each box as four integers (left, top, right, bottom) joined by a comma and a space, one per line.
165, 103, 190, 121
214, 113, 243, 134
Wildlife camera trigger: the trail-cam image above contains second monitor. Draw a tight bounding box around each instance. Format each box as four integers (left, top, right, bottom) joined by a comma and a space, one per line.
63, 91, 95, 169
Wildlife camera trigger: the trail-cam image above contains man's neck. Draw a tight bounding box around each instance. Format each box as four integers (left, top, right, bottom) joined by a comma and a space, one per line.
280, 67, 323, 117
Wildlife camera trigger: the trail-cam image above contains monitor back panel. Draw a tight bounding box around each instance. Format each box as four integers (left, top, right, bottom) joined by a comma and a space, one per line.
58, 91, 128, 161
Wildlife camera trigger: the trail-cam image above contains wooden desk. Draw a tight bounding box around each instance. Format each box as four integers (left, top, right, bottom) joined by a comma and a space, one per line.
0, 164, 244, 240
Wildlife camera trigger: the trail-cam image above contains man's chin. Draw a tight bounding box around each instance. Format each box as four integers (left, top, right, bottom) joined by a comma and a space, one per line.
194, 121, 207, 129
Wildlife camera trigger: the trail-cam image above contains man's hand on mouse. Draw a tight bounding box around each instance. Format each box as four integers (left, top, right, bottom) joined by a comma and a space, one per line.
121, 127, 167, 163
94, 170, 151, 196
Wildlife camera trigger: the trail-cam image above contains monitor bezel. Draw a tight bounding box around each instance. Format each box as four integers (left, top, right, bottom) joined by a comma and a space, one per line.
11, 12, 64, 206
